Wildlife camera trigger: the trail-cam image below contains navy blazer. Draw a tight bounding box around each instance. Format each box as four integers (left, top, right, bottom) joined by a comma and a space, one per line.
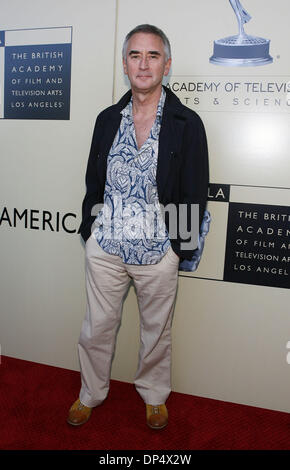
79, 86, 209, 260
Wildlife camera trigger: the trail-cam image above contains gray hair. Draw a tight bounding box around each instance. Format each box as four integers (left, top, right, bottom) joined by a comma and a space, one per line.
122, 24, 171, 62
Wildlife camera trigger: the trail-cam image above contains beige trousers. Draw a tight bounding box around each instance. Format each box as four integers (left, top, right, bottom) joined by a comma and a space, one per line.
78, 235, 179, 408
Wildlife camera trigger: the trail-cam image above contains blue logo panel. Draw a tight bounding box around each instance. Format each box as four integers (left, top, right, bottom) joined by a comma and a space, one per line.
223, 202, 289, 289
4, 42, 71, 119
0, 31, 5, 47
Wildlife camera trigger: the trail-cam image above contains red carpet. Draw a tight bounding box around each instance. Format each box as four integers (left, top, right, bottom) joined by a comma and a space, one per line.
1, 355, 290, 450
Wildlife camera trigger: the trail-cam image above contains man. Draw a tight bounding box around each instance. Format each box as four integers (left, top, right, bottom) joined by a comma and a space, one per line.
67, 24, 209, 429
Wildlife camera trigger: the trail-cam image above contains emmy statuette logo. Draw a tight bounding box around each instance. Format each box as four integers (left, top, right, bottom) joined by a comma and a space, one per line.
210, 0, 273, 67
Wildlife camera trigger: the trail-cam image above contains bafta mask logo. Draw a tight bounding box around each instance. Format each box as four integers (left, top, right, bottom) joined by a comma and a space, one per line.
210, 0, 273, 66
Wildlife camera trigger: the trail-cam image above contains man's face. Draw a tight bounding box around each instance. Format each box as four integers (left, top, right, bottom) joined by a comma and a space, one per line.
123, 32, 171, 94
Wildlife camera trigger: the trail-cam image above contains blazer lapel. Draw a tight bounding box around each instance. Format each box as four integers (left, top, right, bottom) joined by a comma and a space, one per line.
97, 114, 121, 188
157, 89, 186, 200
101, 114, 122, 157
157, 109, 173, 200
100, 89, 132, 160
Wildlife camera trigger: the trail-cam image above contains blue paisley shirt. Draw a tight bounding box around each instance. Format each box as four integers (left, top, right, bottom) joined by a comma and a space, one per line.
92, 88, 171, 265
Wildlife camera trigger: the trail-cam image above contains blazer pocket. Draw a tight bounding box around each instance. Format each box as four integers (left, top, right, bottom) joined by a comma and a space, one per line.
170, 151, 181, 168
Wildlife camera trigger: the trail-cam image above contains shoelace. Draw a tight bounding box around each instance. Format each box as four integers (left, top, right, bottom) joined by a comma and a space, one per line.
77, 402, 86, 410
152, 406, 160, 414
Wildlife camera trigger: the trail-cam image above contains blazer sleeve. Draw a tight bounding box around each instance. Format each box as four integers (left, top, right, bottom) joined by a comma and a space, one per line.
78, 113, 104, 242
174, 113, 209, 259
181, 113, 209, 226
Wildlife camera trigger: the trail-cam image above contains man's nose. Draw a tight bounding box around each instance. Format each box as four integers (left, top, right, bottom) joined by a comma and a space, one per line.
139, 56, 149, 69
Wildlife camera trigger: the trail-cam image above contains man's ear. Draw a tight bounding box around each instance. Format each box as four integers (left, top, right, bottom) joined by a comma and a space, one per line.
123, 57, 128, 75
164, 57, 172, 77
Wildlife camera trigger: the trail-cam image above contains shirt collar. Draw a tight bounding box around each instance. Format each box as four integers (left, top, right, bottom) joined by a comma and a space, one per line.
121, 87, 166, 123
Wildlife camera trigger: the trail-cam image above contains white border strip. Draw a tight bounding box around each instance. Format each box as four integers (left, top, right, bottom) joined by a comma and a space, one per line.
0, 48, 4, 117
230, 185, 290, 207
5, 27, 72, 46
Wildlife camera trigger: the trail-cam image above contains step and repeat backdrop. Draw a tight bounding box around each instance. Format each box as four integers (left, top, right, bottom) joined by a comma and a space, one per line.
0, 0, 116, 372
0, 0, 289, 413
111, 0, 290, 413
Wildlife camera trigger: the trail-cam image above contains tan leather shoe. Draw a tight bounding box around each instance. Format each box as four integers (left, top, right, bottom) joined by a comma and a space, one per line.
146, 404, 168, 429
67, 399, 92, 426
